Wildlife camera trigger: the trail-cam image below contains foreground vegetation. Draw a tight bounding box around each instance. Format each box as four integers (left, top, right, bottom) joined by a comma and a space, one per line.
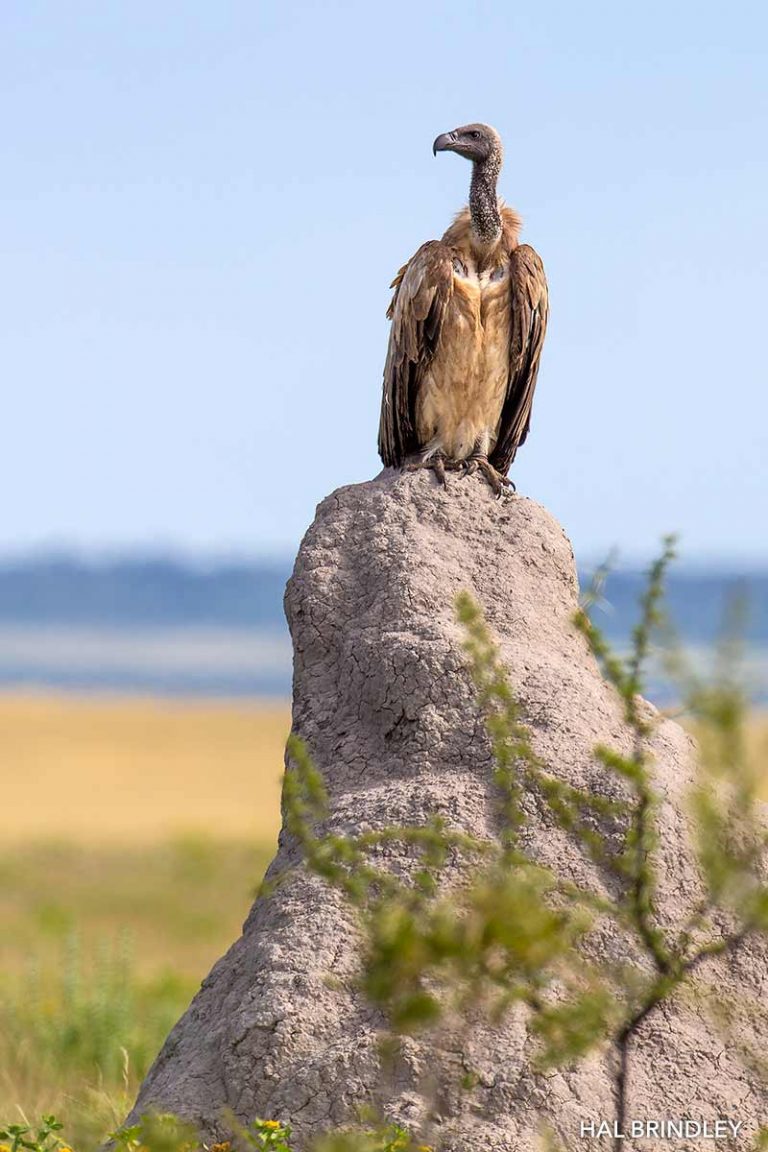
0, 1114, 431, 1152
0, 840, 272, 1147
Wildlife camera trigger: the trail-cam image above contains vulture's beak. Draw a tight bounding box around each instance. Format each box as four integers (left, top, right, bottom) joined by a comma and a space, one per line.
432, 131, 458, 156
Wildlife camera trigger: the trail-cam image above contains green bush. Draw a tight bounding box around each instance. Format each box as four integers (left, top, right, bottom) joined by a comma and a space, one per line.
0, 1114, 429, 1152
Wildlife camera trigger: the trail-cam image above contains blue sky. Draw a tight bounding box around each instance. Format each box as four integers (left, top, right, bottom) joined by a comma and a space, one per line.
1, 1, 766, 564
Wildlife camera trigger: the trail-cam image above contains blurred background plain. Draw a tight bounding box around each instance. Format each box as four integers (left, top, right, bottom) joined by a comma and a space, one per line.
1, 2, 766, 1142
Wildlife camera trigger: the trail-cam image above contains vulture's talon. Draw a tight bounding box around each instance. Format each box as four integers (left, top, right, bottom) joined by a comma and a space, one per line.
469, 456, 512, 498
462, 453, 511, 495
403, 453, 449, 488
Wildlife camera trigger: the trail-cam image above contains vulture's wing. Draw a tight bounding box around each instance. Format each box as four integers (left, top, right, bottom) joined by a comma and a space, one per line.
378, 241, 454, 467
491, 244, 549, 475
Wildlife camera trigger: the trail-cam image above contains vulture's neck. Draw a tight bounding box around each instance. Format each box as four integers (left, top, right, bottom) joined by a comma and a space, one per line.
469, 155, 502, 252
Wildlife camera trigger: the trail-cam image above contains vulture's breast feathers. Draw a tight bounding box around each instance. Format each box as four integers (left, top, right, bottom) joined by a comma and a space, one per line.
415, 208, 519, 462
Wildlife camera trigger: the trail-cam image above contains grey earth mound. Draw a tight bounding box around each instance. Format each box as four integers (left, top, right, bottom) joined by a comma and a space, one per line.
126, 470, 768, 1150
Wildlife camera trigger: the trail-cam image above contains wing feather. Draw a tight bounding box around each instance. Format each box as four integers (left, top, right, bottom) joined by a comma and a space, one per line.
490, 244, 549, 475
378, 241, 454, 466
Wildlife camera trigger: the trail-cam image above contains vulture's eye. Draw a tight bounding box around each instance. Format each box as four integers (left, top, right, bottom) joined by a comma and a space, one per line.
470, 131, 481, 139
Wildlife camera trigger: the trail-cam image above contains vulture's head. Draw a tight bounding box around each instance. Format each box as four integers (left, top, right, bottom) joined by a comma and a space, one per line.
432, 123, 502, 166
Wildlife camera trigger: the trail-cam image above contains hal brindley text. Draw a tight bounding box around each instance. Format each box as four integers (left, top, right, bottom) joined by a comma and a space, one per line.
580, 1119, 744, 1140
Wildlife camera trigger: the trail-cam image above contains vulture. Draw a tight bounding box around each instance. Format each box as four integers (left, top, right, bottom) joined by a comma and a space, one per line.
378, 123, 548, 496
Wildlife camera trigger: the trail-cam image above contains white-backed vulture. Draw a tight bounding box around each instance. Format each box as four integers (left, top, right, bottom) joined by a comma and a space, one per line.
378, 123, 548, 495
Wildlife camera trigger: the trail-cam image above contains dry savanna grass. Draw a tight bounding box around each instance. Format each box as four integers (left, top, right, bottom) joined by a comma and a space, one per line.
743, 711, 768, 777
2, 693, 291, 843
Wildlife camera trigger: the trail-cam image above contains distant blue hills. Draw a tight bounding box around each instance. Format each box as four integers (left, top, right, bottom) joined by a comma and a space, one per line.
0, 556, 766, 697
0, 556, 290, 630
1, 555, 767, 641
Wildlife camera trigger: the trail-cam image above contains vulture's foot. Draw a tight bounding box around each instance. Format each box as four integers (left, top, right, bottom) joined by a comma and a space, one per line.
463, 454, 515, 498
404, 452, 449, 488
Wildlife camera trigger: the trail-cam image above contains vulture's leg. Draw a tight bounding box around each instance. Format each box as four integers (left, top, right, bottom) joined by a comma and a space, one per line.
431, 453, 448, 487
403, 451, 449, 488
463, 451, 515, 498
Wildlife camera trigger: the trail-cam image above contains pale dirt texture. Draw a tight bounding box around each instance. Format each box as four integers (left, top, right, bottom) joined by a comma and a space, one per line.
126, 470, 768, 1149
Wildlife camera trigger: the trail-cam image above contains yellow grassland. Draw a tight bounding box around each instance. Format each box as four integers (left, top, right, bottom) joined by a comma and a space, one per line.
2, 693, 291, 844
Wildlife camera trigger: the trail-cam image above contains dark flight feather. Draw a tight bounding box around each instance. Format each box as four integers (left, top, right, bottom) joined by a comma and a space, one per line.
490, 244, 549, 475
378, 241, 454, 467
